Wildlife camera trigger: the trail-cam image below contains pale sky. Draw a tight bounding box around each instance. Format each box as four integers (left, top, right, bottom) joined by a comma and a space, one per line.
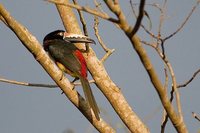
0, 0, 200, 133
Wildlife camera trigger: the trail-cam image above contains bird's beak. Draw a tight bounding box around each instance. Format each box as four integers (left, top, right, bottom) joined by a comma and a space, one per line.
63, 32, 96, 44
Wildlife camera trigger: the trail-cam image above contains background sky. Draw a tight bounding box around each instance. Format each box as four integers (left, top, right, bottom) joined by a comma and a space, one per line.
0, 0, 200, 133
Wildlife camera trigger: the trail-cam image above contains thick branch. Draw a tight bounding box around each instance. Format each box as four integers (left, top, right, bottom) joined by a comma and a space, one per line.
128, 35, 188, 133
104, 0, 132, 32
55, 1, 149, 133
102, 1, 188, 132
0, 4, 114, 133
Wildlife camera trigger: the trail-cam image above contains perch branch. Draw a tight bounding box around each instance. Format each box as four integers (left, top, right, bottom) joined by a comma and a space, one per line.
0, 4, 114, 132
55, 1, 150, 132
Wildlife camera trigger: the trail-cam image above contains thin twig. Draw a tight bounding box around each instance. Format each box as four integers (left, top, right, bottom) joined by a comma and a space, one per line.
73, 0, 88, 36
177, 68, 200, 88
0, 77, 58, 88
46, 0, 119, 24
0, 15, 8, 26
161, 67, 169, 133
160, 40, 165, 59
143, 0, 200, 126
100, 49, 115, 63
157, 0, 167, 39
0, 77, 95, 88
131, 3, 162, 12
161, 45, 183, 122
72, 0, 90, 52
163, 1, 199, 41
93, 0, 105, 13
130, 1, 160, 40
93, 17, 109, 52
93, 16, 115, 63
143, 40, 184, 129
192, 112, 200, 122
130, 0, 146, 37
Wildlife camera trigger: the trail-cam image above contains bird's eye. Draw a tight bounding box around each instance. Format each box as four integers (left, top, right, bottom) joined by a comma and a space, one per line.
57, 32, 63, 37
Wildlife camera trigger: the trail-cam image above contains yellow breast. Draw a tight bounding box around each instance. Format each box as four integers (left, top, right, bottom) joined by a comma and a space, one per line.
56, 62, 77, 77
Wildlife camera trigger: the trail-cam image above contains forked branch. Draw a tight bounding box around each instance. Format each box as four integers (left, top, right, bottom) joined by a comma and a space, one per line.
0, 4, 114, 132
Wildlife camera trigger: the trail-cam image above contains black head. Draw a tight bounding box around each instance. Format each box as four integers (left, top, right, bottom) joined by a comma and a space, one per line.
43, 30, 65, 51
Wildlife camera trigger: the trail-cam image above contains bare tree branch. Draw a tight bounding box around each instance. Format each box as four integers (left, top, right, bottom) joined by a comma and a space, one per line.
192, 112, 200, 122
177, 68, 200, 88
130, 2, 161, 40
0, 77, 58, 88
130, 0, 146, 37
72, 0, 90, 52
46, 0, 119, 24
163, 1, 200, 41
157, 0, 167, 39
55, 1, 150, 132
102, 1, 188, 132
0, 4, 115, 132
72, 0, 88, 36
143, 40, 184, 127
0, 77, 95, 88
161, 67, 169, 133
93, 16, 115, 63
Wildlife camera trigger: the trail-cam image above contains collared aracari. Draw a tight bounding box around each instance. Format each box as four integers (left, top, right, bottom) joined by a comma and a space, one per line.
43, 30, 100, 120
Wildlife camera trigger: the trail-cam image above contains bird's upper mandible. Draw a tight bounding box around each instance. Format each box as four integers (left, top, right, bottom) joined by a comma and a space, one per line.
43, 30, 95, 51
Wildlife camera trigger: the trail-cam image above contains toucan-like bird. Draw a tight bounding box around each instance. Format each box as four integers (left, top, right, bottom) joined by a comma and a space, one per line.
43, 30, 100, 120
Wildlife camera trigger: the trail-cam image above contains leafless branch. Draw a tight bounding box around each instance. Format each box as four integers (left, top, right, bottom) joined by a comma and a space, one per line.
103, 0, 187, 132
93, 16, 115, 63
131, 2, 162, 12
0, 77, 57, 88
0, 77, 95, 88
177, 68, 200, 88
72, 0, 90, 52
73, 0, 88, 36
192, 112, 200, 122
163, 1, 200, 41
161, 67, 169, 133
157, 0, 167, 39
0, 4, 116, 132
1, 15, 8, 25
46, 0, 119, 24
141, 40, 185, 132
161, 42, 184, 122
93, 0, 105, 13
130, 0, 146, 37
55, 1, 150, 132
130, 1, 161, 40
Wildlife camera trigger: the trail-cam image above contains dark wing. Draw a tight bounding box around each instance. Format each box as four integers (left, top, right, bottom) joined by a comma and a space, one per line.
47, 39, 82, 76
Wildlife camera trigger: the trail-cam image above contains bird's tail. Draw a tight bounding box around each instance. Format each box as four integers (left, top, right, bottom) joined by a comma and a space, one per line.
80, 77, 100, 120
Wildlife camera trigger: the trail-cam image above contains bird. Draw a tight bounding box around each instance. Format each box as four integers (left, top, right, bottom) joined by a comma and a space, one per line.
43, 30, 100, 120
